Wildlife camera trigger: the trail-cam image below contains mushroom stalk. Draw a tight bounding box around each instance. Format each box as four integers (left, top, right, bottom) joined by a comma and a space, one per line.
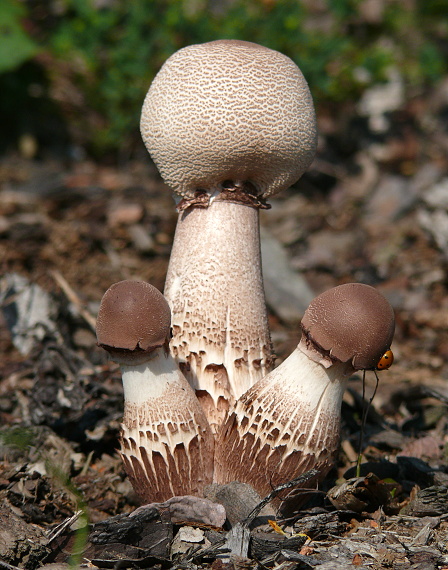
214, 344, 351, 498
120, 350, 215, 502
165, 198, 273, 432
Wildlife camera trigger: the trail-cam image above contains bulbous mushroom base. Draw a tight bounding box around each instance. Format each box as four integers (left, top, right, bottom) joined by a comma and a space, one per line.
120, 419, 213, 503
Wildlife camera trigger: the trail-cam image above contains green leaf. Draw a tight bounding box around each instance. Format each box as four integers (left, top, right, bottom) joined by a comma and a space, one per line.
0, 0, 39, 74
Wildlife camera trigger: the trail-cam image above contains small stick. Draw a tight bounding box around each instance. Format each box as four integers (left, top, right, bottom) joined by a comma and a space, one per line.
356, 370, 379, 477
51, 270, 96, 331
46, 510, 82, 543
242, 468, 320, 527
341, 439, 359, 464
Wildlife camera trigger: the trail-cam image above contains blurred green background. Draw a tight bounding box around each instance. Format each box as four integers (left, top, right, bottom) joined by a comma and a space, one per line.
1, 0, 447, 160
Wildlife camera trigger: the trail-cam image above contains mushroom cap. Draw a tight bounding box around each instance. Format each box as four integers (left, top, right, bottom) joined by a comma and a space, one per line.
300, 283, 395, 370
141, 39, 317, 199
96, 280, 171, 365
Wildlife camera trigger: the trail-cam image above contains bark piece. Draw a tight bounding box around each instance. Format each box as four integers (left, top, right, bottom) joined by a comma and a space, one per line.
250, 531, 308, 560
327, 473, 392, 513
0, 273, 58, 356
401, 486, 448, 517
293, 511, 350, 539
223, 523, 251, 560
0, 502, 49, 568
86, 497, 226, 564
85, 506, 172, 562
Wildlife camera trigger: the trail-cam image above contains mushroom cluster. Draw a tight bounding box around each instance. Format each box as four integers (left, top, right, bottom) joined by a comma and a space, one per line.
96, 40, 396, 509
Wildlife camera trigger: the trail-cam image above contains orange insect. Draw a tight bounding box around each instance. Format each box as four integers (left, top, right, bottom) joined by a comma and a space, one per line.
376, 349, 394, 371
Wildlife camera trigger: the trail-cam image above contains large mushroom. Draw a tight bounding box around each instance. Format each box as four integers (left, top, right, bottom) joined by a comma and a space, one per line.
96, 280, 214, 503
140, 40, 317, 431
214, 283, 395, 512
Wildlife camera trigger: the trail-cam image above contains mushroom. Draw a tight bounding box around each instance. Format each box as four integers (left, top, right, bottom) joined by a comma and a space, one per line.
214, 283, 395, 511
140, 40, 317, 431
96, 280, 214, 503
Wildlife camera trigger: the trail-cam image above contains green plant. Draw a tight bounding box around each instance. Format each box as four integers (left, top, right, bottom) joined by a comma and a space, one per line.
0, 426, 35, 450
0, 0, 39, 74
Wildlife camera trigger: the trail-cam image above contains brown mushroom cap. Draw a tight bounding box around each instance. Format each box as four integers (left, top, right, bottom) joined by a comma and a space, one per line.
141, 39, 317, 199
96, 280, 171, 365
300, 283, 395, 370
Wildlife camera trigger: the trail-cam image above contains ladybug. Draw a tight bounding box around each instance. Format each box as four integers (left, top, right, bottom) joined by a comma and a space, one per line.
376, 349, 394, 371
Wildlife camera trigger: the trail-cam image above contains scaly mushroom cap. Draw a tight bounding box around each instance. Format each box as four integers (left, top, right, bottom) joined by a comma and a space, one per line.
300, 283, 395, 371
141, 39, 317, 199
96, 280, 171, 366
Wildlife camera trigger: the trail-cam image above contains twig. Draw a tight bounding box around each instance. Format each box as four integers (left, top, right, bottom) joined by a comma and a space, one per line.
46, 510, 82, 543
186, 538, 228, 562
242, 468, 320, 527
420, 386, 448, 406
79, 450, 95, 477
356, 370, 379, 477
0, 562, 21, 570
51, 270, 97, 331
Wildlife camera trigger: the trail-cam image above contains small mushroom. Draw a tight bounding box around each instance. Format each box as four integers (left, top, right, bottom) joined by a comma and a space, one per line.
214, 283, 395, 512
140, 40, 317, 432
96, 280, 214, 502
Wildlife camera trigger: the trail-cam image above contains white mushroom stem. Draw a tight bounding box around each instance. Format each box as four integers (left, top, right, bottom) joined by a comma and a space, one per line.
119, 348, 214, 503
164, 198, 273, 433
214, 341, 353, 501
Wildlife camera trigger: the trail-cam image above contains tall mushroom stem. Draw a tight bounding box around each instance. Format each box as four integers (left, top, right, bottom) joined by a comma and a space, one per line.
165, 197, 273, 432
140, 40, 317, 431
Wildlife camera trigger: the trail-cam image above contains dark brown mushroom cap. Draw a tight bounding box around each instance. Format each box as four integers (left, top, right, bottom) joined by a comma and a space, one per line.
96, 280, 171, 364
301, 283, 395, 370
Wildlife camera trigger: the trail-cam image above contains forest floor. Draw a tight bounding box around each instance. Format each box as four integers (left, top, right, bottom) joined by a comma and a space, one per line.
2, 74, 448, 569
